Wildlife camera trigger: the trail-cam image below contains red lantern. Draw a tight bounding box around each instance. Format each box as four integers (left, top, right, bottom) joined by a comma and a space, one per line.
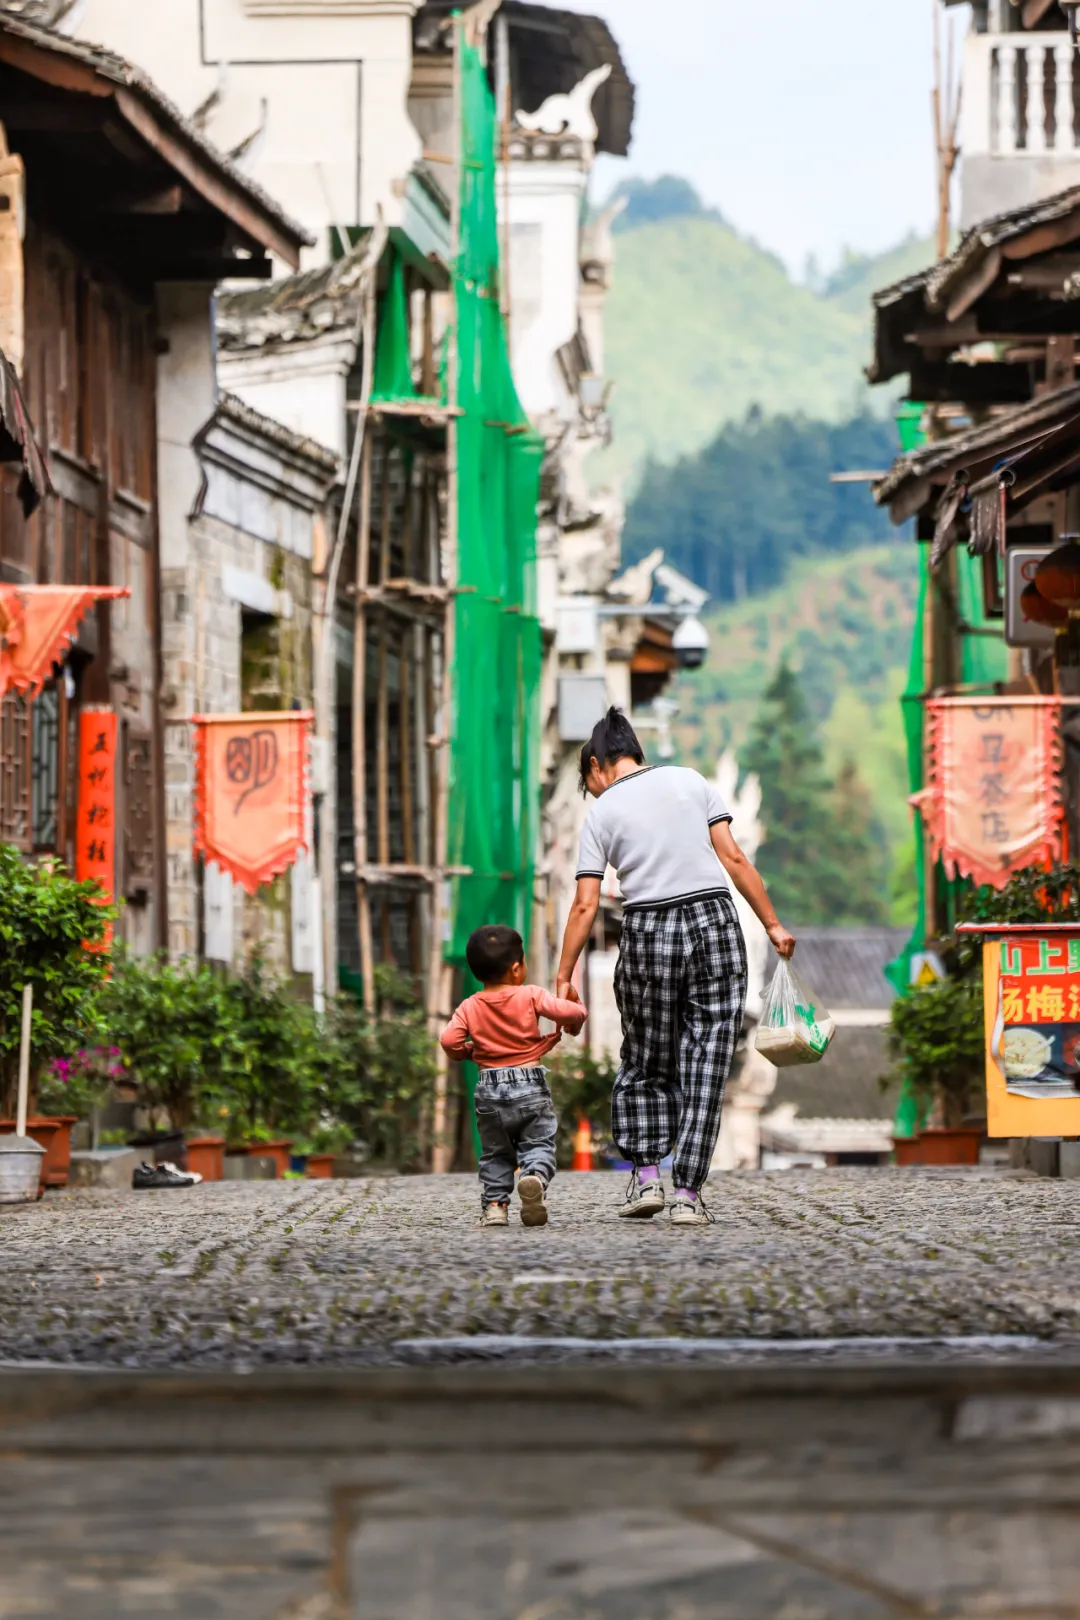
1020, 581, 1069, 629
1034, 539, 1080, 612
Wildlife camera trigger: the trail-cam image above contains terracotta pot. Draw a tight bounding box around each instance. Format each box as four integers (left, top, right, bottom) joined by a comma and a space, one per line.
228, 1139, 292, 1179
185, 1136, 225, 1182
0, 1117, 62, 1192
893, 1127, 984, 1167
42, 1114, 78, 1187
306, 1152, 336, 1180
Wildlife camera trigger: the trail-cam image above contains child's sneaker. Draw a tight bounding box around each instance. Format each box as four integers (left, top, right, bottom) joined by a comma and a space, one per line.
517, 1172, 548, 1227
479, 1202, 509, 1228
618, 1168, 665, 1219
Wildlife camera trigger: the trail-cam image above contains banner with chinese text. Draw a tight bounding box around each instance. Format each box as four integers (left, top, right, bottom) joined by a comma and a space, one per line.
0, 585, 129, 698
75, 708, 117, 949
193, 712, 312, 894
981, 930, 1080, 1137
921, 697, 1062, 890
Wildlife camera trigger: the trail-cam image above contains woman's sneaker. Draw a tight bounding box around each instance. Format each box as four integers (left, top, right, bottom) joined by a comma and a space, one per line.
517, 1172, 549, 1227
479, 1202, 509, 1228
618, 1169, 665, 1219
669, 1190, 712, 1228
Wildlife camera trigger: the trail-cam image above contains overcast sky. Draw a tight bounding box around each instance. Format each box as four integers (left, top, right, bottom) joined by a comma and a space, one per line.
558, 0, 944, 277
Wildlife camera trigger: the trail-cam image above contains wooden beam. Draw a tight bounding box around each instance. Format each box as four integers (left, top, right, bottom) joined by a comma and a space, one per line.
115, 88, 301, 267
945, 247, 1002, 323
104, 184, 185, 215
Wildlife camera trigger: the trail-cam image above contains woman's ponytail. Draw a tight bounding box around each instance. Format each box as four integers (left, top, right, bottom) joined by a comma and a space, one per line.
578, 706, 645, 794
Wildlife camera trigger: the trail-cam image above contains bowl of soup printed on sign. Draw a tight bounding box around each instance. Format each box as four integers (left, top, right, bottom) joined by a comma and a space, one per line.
1001, 1024, 1080, 1099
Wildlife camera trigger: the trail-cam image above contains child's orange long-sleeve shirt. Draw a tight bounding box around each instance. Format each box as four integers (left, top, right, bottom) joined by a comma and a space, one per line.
439, 984, 587, 1069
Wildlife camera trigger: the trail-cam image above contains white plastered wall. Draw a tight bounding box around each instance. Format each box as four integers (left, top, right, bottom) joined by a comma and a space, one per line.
504, 159, 588, 419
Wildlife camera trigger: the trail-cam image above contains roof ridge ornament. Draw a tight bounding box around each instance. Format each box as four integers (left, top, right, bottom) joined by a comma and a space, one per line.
516, 63, 612, 144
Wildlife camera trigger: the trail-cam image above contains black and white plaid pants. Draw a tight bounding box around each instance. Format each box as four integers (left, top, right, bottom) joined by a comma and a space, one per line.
612, 891, 748, 1192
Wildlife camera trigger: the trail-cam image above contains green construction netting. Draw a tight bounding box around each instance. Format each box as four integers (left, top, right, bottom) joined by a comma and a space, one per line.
448, 38, 544, 975
446, 40, 544, 1141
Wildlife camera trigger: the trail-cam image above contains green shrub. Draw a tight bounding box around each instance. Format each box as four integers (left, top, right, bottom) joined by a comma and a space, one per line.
547, 1047, 618, 1168
887, 973, 986, 1128
315, 969, 435, 1172
0, 845, 112, 1115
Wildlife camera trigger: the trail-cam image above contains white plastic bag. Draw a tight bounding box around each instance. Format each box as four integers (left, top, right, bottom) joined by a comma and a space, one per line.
754, 959, 835, 1067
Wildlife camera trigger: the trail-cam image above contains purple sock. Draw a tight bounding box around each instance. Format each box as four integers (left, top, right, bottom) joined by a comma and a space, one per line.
674, 1187, 697, 1203
637, 1165, 661, 1183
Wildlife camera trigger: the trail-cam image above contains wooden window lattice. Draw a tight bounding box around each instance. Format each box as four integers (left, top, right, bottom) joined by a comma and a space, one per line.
0, 693, 31, 850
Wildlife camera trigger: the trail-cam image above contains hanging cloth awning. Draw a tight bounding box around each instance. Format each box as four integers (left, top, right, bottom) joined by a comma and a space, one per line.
193, 711, 312, 893
0, 346, 51, 517
0, 585, 131, 698
915, 696, 1063, 890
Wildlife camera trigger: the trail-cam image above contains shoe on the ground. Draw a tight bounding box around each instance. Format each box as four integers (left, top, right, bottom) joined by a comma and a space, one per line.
517, 1172, 549, 1227
479, 1202, 509, 1228
160, 1160, 202, 1185
669, 1191, 712, 1228
132, 1161, 197, 1190
618, 1169, 665, 1219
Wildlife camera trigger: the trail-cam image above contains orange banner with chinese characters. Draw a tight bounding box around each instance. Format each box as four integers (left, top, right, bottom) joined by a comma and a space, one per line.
920, 697, 1062, 890
0, 585, 130, 698
193, 712, 312, 894
75, 707, 117, 949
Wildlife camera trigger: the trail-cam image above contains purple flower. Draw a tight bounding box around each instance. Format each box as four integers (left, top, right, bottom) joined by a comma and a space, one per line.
108, 1047, 120, 1057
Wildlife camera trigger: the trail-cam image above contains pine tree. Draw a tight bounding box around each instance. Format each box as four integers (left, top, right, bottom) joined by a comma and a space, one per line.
742, 661, 887, 926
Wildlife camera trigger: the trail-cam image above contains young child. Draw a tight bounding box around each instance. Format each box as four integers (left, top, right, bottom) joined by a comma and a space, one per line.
440, 924, 587, 1227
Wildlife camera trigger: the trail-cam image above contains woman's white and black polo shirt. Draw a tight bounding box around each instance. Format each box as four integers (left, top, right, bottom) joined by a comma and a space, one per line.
575, 765, 734, 911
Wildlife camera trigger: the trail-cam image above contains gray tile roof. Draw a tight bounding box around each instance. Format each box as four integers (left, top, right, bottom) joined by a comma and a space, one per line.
789, 927, 908, 1010
768, 1029, 900, 1122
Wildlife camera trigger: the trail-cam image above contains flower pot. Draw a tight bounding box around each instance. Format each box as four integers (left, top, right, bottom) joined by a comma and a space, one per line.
41, 1115, 78, 1188
893, 1127, 985, 1167
0, 1117, 62, 1192
0, 1134, 45, 1204
227, 1140, 292, 1179
185, 1136, 225, 1182
306, 1152, 336, 1180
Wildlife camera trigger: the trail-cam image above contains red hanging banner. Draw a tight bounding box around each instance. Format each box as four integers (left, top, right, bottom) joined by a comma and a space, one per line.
0, 585, 130, 698
192, 711, 312, 894
918, 697, 1063, 890
75, 707, 118, 948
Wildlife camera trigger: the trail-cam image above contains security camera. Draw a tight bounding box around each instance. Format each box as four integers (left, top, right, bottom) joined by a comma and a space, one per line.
672, 615, 709, 670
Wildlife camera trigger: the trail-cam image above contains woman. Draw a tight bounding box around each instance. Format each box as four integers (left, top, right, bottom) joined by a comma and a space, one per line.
556, 708, 795, 1226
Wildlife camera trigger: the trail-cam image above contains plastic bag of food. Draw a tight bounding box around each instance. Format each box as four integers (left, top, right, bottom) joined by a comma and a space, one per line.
754, 959, 835, 1067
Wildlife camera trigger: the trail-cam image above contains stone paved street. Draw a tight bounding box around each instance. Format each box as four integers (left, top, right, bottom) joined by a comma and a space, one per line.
2, 1167, 1080, 1365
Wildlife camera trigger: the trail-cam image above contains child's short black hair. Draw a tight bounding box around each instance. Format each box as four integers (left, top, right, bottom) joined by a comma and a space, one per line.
579, 705, 645, 794
466, 924, 525, 984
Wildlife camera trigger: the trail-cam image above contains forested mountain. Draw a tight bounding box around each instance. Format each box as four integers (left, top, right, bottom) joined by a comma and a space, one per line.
669, 544, 920, 924
595, 176, 934, 488
622, 410, 899, 603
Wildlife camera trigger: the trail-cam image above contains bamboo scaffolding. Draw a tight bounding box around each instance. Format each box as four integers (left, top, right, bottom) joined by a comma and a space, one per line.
352, 425, 376, 1016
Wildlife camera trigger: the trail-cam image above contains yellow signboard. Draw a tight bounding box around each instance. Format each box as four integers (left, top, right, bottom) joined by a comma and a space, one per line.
981, 935, 1080, 1139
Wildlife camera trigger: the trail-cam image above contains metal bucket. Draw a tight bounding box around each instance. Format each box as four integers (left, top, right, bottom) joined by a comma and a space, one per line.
0, 1133, 45, 1204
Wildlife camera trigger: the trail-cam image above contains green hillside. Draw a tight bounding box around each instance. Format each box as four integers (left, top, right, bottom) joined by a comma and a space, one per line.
598, 193, 934, 486
668, 542, 920, 920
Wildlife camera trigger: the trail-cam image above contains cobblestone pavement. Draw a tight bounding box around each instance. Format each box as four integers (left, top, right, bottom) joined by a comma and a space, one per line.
2, 1167, 1080, 1366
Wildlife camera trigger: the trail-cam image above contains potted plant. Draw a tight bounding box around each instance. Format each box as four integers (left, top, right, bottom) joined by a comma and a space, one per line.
216, 958, 317, 1175
887, 972, 986, 1164
0, 845, 112, 1187
292, 1122, 353, 1179
314, 971, 435, 1174
101, 955, 232, 1167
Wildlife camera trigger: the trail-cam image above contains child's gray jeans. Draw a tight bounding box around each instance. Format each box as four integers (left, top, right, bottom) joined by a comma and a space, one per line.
474, 1065, 558, 1207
